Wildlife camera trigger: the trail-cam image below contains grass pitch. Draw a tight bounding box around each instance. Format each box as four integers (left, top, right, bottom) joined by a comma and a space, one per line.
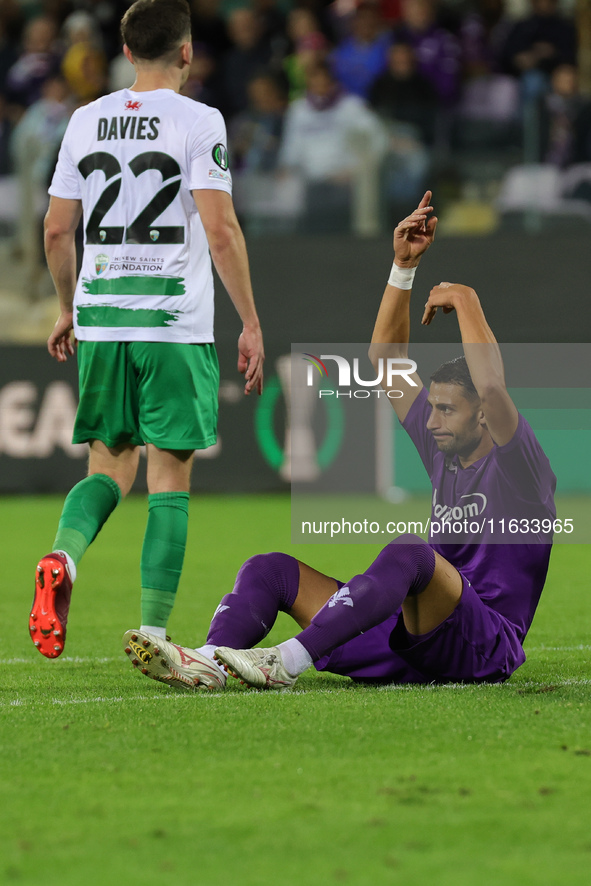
1, 494, 590, 886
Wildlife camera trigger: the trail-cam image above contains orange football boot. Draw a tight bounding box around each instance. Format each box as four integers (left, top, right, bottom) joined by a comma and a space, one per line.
29, 553, 73, 658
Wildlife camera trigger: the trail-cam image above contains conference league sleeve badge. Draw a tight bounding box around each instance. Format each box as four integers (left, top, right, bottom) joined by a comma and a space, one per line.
212, 143, 229, 171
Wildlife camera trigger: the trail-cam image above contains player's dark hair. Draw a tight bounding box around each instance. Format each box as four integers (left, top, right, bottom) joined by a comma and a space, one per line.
430, 356, 478, 400
121, 0, 191, 62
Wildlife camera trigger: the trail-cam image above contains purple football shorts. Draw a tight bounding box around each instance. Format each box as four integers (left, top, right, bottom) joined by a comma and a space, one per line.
314, 575, 526, 684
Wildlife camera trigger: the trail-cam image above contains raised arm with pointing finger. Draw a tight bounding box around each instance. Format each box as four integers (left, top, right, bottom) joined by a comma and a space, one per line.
369, 190, 436, 421
370, 191, 519, 449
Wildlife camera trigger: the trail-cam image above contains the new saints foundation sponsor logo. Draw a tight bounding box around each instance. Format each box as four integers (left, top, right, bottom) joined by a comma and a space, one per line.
108, 255, 165, 272
432, 488, 488, 522
328, 586, 354, 608
128, 639, 153, 664
303, 353, 418, 399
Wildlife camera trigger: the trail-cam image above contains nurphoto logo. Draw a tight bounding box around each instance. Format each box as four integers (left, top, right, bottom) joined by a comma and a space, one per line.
302, 353, 418, 399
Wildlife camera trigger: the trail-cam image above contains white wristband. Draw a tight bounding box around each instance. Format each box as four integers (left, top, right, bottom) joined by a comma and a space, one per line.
388, 262, 416, 290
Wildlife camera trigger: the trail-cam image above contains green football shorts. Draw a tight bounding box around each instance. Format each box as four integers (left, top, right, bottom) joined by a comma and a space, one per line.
73, 341, 219, 450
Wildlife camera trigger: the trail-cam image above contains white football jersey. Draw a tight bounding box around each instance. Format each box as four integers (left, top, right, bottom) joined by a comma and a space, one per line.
49, 88, 233, 343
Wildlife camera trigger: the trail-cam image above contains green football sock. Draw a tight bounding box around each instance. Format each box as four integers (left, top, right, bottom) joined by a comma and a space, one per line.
140, 492, 190, 628
53, 473, 122, 566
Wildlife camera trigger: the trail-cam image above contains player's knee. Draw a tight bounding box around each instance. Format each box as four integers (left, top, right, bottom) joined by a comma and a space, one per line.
239, 552, 278, 576
378, 533, 428, 571
234, 552, 289, 589
234, 552, 298, 609
371, 535, 436, 596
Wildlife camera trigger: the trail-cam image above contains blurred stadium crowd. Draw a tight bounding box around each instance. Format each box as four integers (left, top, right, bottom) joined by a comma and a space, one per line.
0, 0, 590, 240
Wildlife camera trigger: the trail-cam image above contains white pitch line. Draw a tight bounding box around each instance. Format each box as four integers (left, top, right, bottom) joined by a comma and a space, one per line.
49, 693, 226, 705
0, 656, 118, 665
2, 692, 225, 708
2, 678, 591, 708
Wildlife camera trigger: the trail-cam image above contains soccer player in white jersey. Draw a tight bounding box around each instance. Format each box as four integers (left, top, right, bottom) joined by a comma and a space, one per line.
29, 0, 264, 673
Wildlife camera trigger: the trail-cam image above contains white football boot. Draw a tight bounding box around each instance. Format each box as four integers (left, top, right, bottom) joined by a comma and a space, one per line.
123, 630, 226, 691
214, 646, 297, 690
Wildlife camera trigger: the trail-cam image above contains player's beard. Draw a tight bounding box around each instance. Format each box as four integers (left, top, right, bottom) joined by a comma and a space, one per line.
433, 430, 481, 460
432, 434, 454, 454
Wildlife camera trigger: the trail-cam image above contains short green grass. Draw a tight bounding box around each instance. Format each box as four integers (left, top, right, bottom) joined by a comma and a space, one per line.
1, 495, 590, 886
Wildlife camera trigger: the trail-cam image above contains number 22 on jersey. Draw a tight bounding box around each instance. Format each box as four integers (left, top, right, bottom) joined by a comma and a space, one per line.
78, 150, 184, 246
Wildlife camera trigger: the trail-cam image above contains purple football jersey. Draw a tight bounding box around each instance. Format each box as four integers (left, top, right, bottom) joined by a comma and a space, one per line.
402, 387, 556, 641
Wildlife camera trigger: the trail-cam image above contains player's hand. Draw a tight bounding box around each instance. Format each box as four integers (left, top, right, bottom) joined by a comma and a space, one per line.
48, 311, 75, 362
237, 325, 264, 395
393, 191, 437, 268
422, 282, 476, 325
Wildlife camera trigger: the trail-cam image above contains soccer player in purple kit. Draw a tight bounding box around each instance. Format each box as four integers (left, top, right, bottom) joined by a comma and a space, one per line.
125, 191, 556, 692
